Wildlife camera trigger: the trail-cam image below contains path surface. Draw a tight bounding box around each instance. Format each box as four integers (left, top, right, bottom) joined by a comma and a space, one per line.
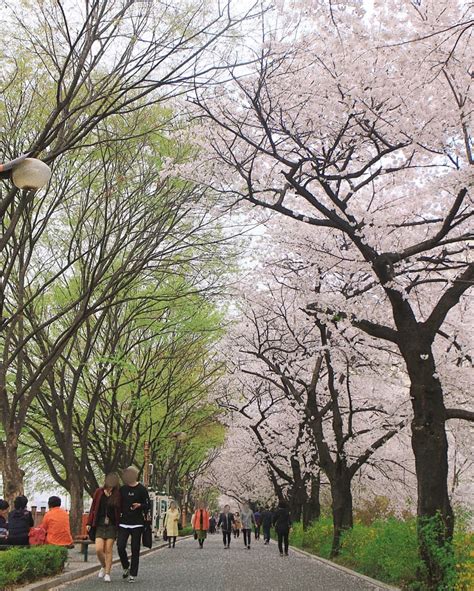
60, 532, 388, 591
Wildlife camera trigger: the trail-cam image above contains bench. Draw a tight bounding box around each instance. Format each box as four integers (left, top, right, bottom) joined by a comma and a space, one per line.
73, 538, 94, 562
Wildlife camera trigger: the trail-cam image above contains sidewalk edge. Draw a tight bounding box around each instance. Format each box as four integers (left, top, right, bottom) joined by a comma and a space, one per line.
289, 545, 400, 591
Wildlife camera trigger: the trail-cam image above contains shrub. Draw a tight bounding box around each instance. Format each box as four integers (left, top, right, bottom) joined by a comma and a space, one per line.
0, 545, 68, 590
286, 514, 473, 590
180, 526, 194, 537
339, 518, 424, 588
354, 496, 397, 526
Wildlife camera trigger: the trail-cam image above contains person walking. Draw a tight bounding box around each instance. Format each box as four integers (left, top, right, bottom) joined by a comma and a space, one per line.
217, 504, 234, 549
164, 501, 180, 549
261, 506, 273, 545
1, 496, 33, 546
191, 501, 209, 549
117, 467, 150, 583
209, 513, 217, 534
254, 507, 262, 540
233, 512, 242, 538
87, 474, 122, 583
240, 503, 255, 550
42, 496, 73, 547
273, 500, 292, 556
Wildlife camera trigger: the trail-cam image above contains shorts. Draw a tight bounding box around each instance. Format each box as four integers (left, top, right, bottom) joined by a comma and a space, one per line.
95, 524, 117, 540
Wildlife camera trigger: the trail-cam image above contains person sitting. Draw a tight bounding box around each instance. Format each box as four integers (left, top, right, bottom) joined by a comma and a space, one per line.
41, 496, 73, 547
5, 496, 33, 545
0, 499, 9, 539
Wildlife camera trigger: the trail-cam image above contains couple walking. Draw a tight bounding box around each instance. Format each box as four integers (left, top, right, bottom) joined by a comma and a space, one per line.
217, 502, 257, 550
87, 467, 150, 583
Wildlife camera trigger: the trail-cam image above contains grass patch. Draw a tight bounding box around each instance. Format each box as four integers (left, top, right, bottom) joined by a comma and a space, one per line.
287, 515, 473, 590
0, 544, 68, 590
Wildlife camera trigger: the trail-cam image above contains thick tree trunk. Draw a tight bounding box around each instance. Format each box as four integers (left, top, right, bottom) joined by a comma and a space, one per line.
69, 474, 85, 537
288, 490, 304, 524
0, 434, 25, 504
330, 472, 353, 557
303, 472, 321, 530
405, 346, 454, 588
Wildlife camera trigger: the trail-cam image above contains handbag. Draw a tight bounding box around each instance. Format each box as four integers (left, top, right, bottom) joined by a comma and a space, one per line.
88, 526, 97, 542
163, 527, 168, 541
142, 509, 153, 549
142, 522, 152, 548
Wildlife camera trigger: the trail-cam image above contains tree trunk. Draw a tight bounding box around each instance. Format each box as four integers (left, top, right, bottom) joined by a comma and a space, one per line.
0, 433, 25, 504
330, 471, 353, 557
69, 475, 85, 537
303, 472, 321, 530
405, 346, 454, 588
288, 490, 304, 524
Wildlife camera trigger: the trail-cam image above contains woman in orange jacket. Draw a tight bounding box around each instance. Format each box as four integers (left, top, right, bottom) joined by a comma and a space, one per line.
191, 500, 210, 549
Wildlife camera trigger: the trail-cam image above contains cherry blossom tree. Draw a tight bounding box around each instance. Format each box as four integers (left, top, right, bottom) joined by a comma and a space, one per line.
188, 1, 473, 583
224, 279, 408, 554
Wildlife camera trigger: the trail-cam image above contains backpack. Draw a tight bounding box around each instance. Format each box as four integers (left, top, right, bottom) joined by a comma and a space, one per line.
29, 527, 47, 545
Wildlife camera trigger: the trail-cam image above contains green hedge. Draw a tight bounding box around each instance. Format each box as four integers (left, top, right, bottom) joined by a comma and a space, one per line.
180, 526, 194, 536
286, 516, 473, 590
0, 545, 68, 589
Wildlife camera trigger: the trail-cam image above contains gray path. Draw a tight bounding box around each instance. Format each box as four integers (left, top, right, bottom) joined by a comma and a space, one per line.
61, 533, 387, 591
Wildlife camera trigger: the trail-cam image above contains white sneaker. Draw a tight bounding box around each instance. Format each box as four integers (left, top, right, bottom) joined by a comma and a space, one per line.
98, 568, 105, 579
104, 574, 111, 583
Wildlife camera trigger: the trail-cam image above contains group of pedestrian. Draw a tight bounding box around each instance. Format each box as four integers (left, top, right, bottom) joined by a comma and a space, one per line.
0, 494, 73, 547
2, 475, 294, 588
194, 500, 292, 556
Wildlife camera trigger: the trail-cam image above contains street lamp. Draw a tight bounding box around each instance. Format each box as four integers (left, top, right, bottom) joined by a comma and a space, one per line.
0, 154, 51, 190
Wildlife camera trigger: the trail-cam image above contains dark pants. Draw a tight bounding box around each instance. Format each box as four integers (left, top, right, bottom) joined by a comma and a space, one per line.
243, 528, 251, 547
222, 531, 231, 546
168, 536, 176, 547
254, 525, 261, 539
233, 528, 240, 538
263, 525, 271, 542
278, 530, 289, 554
0, 536, 29, 546
118, 526, 143, 577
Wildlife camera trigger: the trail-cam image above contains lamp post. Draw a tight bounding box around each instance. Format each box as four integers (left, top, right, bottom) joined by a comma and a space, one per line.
0, 154, 52, 190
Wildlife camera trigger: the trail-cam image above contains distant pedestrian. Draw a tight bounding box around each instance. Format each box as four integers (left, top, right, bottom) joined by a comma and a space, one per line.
209, 514, 217, 534
261, 506, 273, 545
273, 500, 292, 556
191, 501, 210, 549
88, 473, 122, 583
0, 500, 9, 538
233, 512, 242, 538
42, 496, 73, 547
117, 467, 150, 583
1, 496, 33, 546
240, 503, 255, 550
254, 507, 262, 540
164, 501, 180, 549
217, 504, 235, 549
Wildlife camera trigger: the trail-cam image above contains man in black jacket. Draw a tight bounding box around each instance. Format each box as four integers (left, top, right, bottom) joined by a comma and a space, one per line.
117, 467, 150, 583
217, 505, 235, 549
273, 500, 292, 556
261, 506, 273, 545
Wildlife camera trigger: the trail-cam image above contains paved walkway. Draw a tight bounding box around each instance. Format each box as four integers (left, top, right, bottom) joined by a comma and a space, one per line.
59, 532, 389, 591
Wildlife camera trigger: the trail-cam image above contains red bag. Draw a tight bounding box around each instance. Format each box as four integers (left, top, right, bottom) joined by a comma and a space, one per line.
29, 527, 47, 545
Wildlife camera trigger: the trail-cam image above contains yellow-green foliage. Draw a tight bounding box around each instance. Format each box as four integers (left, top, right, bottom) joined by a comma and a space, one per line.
288, 513, 473, 591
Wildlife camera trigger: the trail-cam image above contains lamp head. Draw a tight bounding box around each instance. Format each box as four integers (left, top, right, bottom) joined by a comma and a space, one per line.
11, 157, 51, 190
